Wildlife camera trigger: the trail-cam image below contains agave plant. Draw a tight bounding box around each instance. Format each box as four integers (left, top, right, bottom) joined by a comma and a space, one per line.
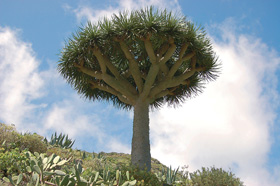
155, 166, 179, 185
46, 132, 75, 149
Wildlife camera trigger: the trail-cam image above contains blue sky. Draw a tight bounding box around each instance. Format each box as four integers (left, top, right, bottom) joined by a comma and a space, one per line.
0, 0, 280, 185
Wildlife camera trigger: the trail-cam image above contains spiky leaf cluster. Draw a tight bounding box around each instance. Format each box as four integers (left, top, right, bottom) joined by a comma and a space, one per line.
58, 7, 219, 109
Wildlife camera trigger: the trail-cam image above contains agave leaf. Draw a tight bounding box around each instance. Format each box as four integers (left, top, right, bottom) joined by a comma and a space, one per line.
94, 172, 99, 182
77, 162, 83, 174
68, 140, 75, 148
58, 133, 65, 146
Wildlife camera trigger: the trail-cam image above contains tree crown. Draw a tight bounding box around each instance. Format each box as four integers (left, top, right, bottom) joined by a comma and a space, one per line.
58, 7, 219, 109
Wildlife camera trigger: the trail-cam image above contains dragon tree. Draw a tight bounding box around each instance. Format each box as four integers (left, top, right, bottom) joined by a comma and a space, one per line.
58, 7, 219, 171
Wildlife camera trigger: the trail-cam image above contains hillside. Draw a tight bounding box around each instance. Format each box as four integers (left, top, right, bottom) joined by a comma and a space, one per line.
0, 123, 244, 185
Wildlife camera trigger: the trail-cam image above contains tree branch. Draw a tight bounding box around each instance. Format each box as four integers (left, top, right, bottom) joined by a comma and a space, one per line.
153, 88, 177, 100
101, 73, 137, 102
119, 40, 144, 93
159, 39, 176, 65
74, 63, 137, 102
74, 63, 102, 79
159, 64, 169, 76
92, 47, 107, 73
144, 36, 157, 64
148, 57, 197, 99
178, 43, 189, 59
167, 51, 195, 78
141, 64, 160, 99
157, 43, 169, 58
174, 69, 196, 84
89, 81, 132, 105
92, 47, 138, 95
93, 49, 121, 79
121, 69, 131, 78
148, 78, 172, 99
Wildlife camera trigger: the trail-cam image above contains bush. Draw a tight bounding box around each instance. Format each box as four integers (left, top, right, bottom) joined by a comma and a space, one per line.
189, 167, 244, 186
0, 123, 47, 154
0, 123, 21, 151
20, 133, 47, 153
118, 165, 162, 186
0, 147, 28, 178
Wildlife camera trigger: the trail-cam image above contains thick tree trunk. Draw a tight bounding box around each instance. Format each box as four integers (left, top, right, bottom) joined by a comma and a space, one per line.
131, 100, 151, 171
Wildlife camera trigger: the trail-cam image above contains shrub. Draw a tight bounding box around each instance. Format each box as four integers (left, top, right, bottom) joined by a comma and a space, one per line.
0, 123, 47, 153
190, 167, 244, 186
0, 147, 28, 178
0, 123, 21, 151
20, 133, 47, 153
118, 165, 162, 186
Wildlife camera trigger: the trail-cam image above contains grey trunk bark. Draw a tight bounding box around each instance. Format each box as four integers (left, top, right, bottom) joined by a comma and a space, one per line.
131, 100, 151, 171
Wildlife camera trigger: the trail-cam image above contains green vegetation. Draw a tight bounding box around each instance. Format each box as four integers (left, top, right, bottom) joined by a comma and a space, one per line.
44, 132, 75, 149
0, 123, 244, 185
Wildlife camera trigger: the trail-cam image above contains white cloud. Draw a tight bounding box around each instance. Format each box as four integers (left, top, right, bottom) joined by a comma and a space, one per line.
0, 27, 45, 126
150, 19, 280, 186
106, 138, 130, 153
67, 0, 181, 23
42, 95, 102, 138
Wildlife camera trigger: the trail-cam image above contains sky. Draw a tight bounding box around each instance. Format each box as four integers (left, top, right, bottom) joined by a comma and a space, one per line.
0, 0, 280, 185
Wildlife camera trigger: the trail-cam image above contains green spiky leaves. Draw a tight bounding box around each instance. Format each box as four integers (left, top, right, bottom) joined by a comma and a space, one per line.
58, 6, 219, 109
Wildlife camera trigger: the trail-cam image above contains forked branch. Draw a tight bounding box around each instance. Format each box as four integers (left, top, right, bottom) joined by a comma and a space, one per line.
119, 40, 144, 93
73, 63, 102, 79
143, 36, 157, 64
89, 80, 132, 104
91, 47, 138, 95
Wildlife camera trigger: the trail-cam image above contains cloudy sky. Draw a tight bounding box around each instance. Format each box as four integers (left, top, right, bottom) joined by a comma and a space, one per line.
1, 0, 280, 185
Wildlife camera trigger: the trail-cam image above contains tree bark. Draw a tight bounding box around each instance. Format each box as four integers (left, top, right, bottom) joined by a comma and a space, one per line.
131, 100, 151, 171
